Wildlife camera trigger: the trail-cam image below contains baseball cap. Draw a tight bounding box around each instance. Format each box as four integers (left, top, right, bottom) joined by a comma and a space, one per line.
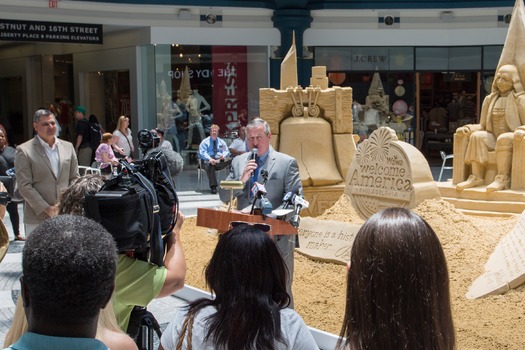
75, 106, 86, 114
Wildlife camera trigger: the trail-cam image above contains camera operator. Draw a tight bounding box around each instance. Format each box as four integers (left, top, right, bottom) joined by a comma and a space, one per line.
83, 129, 187, 338
113, 130, 186, 334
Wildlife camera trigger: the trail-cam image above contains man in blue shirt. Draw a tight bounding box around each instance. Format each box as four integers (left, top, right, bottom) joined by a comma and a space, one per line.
6, 215, 117, 350
198, 124, 231, 194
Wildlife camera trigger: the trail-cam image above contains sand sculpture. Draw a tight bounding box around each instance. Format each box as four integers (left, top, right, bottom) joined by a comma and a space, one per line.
453, 0, 525, 191
345, 126, 440, 218
467, 209, 525, 299
259, 38, 354, 216
363, 71, 390, 126
454, 64, 525, 192
438, 0, 525, 216
294, 126, 440, 264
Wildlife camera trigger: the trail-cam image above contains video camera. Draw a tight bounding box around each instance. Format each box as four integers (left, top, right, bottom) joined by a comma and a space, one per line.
137, 129, 160, 152
0, 192, 10, 206
85, 129, 179, 267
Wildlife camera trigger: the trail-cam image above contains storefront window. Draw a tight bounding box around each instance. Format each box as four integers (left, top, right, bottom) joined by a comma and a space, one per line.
390, 47, 414, 71
483, 46, 503, 70
449, 47, 481, 70
415, 47, 448, 70
153, 45, 268, 152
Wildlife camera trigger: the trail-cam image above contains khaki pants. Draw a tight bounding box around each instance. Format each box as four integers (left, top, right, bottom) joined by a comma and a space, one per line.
77, 146, 93, 166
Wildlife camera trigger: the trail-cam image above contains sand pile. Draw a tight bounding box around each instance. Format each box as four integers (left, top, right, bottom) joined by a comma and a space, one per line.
181, 196, 525, 349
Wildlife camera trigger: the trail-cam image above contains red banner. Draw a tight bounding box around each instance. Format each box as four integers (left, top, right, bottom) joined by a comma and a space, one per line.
212, 46, 248, 133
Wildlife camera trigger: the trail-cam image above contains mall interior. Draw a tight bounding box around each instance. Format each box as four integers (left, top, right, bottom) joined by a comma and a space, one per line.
0, 1, 523, 349
0, 0, 516, 162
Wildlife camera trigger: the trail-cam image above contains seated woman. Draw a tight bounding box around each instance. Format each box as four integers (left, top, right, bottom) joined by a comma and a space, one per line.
159, 223, 318, 350
338, 207, 455, 350
95, 132, 120, 174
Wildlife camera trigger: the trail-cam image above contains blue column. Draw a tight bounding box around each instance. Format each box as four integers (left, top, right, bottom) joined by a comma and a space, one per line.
271, 9, 313, 89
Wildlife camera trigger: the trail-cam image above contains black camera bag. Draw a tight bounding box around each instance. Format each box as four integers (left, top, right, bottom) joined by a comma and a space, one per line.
85, 170, 165, 266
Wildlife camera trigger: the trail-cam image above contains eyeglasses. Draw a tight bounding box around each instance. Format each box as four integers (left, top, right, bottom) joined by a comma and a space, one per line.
229, 221, 271, 233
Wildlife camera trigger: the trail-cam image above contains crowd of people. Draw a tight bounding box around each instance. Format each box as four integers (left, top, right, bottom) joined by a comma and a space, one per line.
0, 108, 456, 350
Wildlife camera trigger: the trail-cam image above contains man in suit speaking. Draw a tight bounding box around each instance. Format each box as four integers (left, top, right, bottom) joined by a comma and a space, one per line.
16, 109, 79, 234
219, 118, 302, 307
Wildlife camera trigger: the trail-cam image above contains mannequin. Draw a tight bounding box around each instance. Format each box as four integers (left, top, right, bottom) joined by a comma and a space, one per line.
192, 89, 211, 114
186, 92, 206, 148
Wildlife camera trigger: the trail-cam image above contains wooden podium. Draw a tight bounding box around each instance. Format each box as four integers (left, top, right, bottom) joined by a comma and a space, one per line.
196, 208, 298, 235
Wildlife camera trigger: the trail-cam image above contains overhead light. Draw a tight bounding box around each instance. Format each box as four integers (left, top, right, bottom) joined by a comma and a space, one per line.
205, 13, 217, 24
384, 15, 394, 26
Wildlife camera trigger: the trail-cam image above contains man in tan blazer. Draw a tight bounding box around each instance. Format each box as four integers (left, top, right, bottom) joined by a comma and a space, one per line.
16, 109, 79, 234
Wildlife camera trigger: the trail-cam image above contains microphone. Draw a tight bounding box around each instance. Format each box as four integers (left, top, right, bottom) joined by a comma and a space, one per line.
290, 194, 309, 228
250, 182, 273, 216
272, 191, 294, 220
278, 191, 294, 209
292, 194, 309, 209
251, 182, 267, 198
251, 148, 258, 179
258, 197, 273, 216
162, 148, 184, 177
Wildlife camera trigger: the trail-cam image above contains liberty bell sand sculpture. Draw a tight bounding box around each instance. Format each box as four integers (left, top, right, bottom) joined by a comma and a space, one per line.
259, 35, 355, 216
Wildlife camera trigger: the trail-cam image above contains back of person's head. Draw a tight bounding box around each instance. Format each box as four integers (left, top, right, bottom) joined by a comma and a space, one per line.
22, 215, 117, 323
189, 224, 289, 350
89, 114, 99, 124
58, 175, 105, 216
338, 207, 455, 350
101, 132, 113, 144
206, 224, 289, 306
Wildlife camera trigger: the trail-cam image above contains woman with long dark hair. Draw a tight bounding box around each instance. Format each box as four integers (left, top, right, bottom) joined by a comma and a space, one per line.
338, 208, 455, 350
160, 223, 318, 350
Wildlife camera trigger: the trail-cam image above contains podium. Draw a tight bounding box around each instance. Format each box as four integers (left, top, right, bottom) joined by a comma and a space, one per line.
196, 208, 298, 235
